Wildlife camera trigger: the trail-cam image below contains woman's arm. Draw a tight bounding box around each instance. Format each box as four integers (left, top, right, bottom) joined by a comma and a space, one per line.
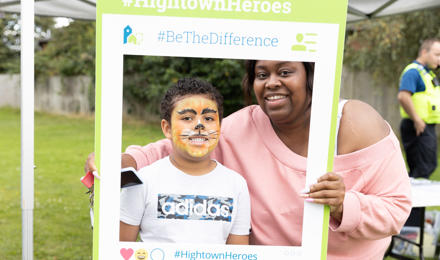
328, 100, 411, 238
83, 139, 172, 176
302, 100, 388, 222
124, 139, 173, 170
337, 100, 389, 154
304, 100, 411, 238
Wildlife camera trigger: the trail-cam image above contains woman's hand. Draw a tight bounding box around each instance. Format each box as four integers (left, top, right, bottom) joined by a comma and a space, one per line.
301, 172, 345, 222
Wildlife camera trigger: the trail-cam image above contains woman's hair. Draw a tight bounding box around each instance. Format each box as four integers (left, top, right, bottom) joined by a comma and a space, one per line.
242, 60, 315, 106
160, 77, 224, 122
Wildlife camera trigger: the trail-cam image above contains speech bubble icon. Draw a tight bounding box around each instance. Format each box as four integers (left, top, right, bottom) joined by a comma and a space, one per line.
150, 248, 165, 260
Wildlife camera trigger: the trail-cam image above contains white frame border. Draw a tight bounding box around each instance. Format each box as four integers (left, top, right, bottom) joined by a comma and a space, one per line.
97, 14, 340, 260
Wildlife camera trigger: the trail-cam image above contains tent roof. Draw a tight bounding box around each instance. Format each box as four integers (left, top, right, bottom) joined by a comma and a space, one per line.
0, 0, 96, 20
347, 0, 440, 22
0, 0, 439, 22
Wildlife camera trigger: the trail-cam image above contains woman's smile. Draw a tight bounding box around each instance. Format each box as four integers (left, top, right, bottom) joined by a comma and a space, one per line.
264, 93, 290, 108
265, 94, 288, 101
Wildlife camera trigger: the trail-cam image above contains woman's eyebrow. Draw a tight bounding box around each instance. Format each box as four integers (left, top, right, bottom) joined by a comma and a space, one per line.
256, 61, 291, 70
201, 108, 217, 114
277, 61, 290, 66
177, 108, 196, 115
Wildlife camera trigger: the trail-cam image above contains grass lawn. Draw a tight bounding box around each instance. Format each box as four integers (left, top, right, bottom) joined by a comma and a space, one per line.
0, 107, 163, 259
2, 107, 440, 259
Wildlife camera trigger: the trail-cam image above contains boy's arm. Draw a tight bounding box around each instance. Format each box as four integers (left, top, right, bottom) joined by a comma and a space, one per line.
228, 176, 251, 245
119, 221, 139, 241
120, 180, 146, 241
226, 234, 249, 245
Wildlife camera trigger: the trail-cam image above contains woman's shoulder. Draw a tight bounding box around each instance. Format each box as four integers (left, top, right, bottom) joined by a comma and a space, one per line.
221, 105, 259, 129
338, 99, 390, 154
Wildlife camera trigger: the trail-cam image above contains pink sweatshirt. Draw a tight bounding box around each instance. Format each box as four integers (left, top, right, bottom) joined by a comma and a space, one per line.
126, 105, 412, 260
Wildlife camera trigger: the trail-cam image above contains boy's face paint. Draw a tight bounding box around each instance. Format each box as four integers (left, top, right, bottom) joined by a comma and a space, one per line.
171, 95, 220, 158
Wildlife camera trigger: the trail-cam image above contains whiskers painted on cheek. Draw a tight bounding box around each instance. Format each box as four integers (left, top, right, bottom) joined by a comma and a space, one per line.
179, 129, 198, 139
207, 130, 219, 140
178, 130, 218, 140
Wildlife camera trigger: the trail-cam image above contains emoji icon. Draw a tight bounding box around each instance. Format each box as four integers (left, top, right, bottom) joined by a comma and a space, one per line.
135, 248, 148, 260
120, 248, 134, 260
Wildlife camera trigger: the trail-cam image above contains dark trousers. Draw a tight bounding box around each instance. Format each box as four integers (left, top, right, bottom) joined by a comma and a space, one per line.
400, 118, 437, 179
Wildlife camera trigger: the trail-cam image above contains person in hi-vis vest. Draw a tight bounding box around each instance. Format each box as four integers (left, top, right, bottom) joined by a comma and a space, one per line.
398, 38, 440, 179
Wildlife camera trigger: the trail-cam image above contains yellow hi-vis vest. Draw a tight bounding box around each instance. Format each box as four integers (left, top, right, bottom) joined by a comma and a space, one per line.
400, 63, 440, 124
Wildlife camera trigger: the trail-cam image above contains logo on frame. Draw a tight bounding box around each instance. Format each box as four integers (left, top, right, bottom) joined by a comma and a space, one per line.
123, 25, 143, 45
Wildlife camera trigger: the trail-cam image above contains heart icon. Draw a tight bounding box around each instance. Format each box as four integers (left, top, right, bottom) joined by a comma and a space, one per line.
120, 248, 134, 260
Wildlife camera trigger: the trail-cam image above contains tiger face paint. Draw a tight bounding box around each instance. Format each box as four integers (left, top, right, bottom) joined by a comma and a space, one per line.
170, 95, 220, 158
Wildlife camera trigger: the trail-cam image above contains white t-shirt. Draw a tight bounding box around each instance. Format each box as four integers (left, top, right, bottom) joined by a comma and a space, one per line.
120, 156, 251, 244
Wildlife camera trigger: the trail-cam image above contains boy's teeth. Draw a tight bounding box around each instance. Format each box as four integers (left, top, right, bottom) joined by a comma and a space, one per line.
190, 138, 206, 142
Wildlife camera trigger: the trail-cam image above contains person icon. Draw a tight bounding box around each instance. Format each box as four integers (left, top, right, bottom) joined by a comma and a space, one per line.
291, 33, 307, 52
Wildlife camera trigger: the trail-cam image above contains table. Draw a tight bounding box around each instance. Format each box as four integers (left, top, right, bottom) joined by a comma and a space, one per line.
385, 179, 440, 260
411, 179, 440, 207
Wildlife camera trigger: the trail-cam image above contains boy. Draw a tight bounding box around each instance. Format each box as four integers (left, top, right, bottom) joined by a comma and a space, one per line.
119, 78, 250, 244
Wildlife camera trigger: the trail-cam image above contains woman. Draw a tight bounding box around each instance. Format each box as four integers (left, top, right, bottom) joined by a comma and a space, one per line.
86, 60, 411, 259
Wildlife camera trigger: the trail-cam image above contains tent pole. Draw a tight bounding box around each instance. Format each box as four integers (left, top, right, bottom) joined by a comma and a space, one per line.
20, 0, 34, 260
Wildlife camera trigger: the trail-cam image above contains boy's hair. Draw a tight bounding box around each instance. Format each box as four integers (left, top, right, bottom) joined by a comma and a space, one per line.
160, 78, 224, 122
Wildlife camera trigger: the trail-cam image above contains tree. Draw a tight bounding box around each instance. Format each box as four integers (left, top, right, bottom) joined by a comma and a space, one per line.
0, 13, 54, 73
35, 20, 95, 77
123, 56, 245, 117
344, 8, 440, 85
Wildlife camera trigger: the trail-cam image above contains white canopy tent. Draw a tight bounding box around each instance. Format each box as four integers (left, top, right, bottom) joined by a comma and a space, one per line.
0, 0, 96, 20
346, 0, 440, 22
2, 0, 440, 21
1, 0, 439, 259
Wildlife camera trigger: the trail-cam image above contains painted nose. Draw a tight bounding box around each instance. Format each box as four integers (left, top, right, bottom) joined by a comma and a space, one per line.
195, 123, 205, 130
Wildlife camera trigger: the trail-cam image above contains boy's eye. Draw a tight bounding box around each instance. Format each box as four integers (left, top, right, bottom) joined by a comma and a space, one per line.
182, 116, 192, 121
205, 116, 214, 122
